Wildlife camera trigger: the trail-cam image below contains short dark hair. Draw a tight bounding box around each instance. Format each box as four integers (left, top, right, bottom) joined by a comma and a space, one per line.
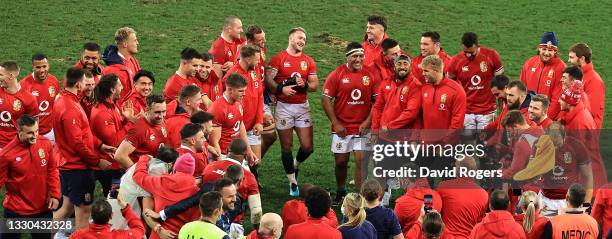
180, 123, 202, 140
422, 212, 444, 237
507, 80, 527, 93
91, 199, 113, 224
225, 73, 247, 88
0, 61, 20, 73
491, 75, 510, 89
567, 183, 586, 208
422, 31, 441, 43
199, 191, 223, 217
83, 69, 93, 78
190, 111, 214, 124
381, 38, 399, 53
83, 42, 101, 52
461, 32, 479, 48
180, 48, 203, 61
299, 183, 314, 199
133, 70, 155, 84
213, 178, 235, 192
229, 138, 248, 155
305, 186, 331, 218
570, 43, 591, 64
224, 164, 244, 184
502, 110, 526, 127
201, 52, 213, 62
564, 65, 583, 81
94, 74, 120, 105
240, 44, 261, 59
146, 95, 165, 109
245, 25, 263, 41
17, 115, 37, 128
360, 179, 383, 202
31, 53, 47, 62
367, 15, 387, 31
490, 189, 510, 210
531, 94, 550, 109
156, 146, 179, 163
65, 67, 85, 88
178, 85, 201, 103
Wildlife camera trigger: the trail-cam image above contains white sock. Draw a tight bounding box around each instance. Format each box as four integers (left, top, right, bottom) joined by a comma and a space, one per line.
287, 173, 297, 185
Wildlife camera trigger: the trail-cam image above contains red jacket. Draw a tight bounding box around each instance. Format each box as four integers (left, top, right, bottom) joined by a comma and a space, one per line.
421, 77, 466, 143
404, 221, 455, 239
19, 73, 60, 135
514, 210, 549, 239
103, 62, 137, 101
121, 89, 147, 116
361, 33, 388, 67
0, 136, 60, 215
132, 156, 200, 238
53, 91, 101, 170
69, 205, 145, 239
469, 210, 526, 239
394, 179, 443, 234
501, 126, 544, 180
484, 94, 534, 145
371, 75, 422, 141
165, 110, 190, 148
281, 199, 338, 233
581, 63, 605, 128
284, 218, 342, 239
90, 101, 129, 170
520, 55, 565, 108
560, 102, 607, 187
437, 178, 489, 239
411, 50, 452, 84
592, 183, 612, 238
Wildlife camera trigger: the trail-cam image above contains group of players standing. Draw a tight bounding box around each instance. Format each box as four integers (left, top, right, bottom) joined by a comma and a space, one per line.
0, 13, 608, 239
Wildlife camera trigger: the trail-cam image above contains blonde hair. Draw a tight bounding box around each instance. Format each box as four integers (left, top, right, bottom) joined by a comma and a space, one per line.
420, 54, 444, 71
519, 191, 540, 233
339, 193, 367, 229
115, 27, 136, 45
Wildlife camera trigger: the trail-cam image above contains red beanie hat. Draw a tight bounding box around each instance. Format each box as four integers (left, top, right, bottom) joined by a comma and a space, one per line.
173, 153, 195, 175
560, 81, 583, 106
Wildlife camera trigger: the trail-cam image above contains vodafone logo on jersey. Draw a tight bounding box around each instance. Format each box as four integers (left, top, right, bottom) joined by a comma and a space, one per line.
39, 100, 50, 112
468, 75, 484, 90
0, 111, 12, 123
348, 89, 364, 105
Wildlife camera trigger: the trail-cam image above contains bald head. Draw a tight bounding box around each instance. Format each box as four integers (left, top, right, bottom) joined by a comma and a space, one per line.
259, 213, 283, 237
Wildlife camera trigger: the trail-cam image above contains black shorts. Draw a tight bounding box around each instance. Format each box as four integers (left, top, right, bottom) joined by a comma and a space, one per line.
60, 170, 95, 206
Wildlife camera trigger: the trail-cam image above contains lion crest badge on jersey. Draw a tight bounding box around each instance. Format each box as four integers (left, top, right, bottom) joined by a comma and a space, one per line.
480, 61, 487, 72
214, 85, 219, 93
38, 148, 45, 159
161, 127, 167, 137
439, 94, 447, 110
564, 151, 572, 164
401, 86, 408, 95
300, 61, 307, 71
548, 69, 554, 78
49, 86, 56, 97
250, 71, 257, 80
362, 76, 370, 86
239, 105, 244, 116
13, 99, 22, 111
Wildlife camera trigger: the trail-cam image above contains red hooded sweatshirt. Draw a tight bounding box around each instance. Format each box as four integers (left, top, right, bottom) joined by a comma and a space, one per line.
394, 179, 443, 234
281, 199, 338, 233
132, 156, 200, 239
371, 75, 422, 141
69, 205, 145, 239
469, 210, 526, 239
0, 136, 60, 215
520, 55, 565, 104
90, 101, 129, 170
592, 183, 612, 238
420, 77, 467, 143
362, 33, 388, 67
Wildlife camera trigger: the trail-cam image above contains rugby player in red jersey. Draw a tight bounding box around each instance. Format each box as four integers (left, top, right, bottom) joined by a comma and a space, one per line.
369, 38, 407, 82
208, 73, 258, 164
0, 61, 38, 150
165, 85, 203, 148
163, 48, 203, 103
265, 27, 318, 196
52, 67, 113, 230
245, 25, 277, 166
114, 95, 169, 168
19, 53, 60, 141
0, 115, 60, 239
102, 27, 141, 100
447, 32, 504, 142
122, 69, 155, 116
520, 32, 565, 118
195, 52, 221, 110
568, 43, 605, 128
225, 44, 264, 162
74, 42, 104, 82
362, 15, 389, 66
322, 42, 380, 201
80, 71, 96, 119
177, 123, 208, 180
209, 16, 246, 77
528, 94, 553, 129
411, 32, 452, 84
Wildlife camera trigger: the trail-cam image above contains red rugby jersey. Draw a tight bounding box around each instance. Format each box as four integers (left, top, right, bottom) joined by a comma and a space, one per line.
124, 117, 168, 162
224, 64, 264, 130
19, 73, 60, 134
0, 88, 39, 148
207, 95, 243, 154
268, 50, 317, 104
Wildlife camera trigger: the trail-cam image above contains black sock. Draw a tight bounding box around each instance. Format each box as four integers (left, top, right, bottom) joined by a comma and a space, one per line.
281, 151, 294, 174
